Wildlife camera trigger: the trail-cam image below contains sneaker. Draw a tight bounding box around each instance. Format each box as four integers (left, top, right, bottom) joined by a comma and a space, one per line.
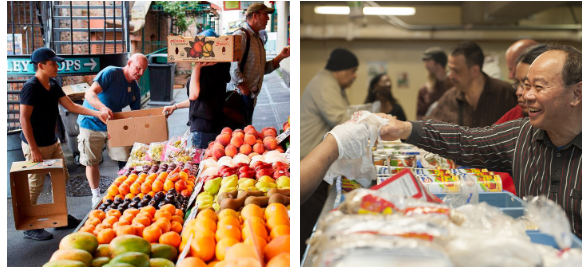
92, 195, 101, 207
23, 229, 53, 241
55, 215, 81, 230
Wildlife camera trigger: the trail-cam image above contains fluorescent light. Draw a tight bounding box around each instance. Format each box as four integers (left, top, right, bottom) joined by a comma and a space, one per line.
314, 6, 415, 16
364, 7, 415, 16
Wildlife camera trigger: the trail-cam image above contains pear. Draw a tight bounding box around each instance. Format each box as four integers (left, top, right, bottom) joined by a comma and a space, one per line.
258, 176, 275, 184
277, 176, 290, 189
255, 181, 277, 193
221, 175, 239, 188
219, 184, 237, 194
204, 177, 222, 195
238, 178, 256, 190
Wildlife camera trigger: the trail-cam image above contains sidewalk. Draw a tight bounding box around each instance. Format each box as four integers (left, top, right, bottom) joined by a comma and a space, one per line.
6, 72, 289, 267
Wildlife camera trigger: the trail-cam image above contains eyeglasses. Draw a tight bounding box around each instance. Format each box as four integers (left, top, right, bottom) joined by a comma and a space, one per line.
511, 82, 524, 90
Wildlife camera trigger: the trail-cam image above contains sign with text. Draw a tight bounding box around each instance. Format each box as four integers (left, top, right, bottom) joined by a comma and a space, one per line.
8, 56, 100, 75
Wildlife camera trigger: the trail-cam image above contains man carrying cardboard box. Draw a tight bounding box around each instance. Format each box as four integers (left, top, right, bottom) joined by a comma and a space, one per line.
230, 3, 290, 125
19, 48, 109, 240
76, 53, 148, 206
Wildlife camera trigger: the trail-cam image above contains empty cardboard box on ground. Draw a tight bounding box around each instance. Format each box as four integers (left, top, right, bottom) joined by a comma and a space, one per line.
62, 83, 90, 101
107, 107, 169, 147
167, 35, 242, 62
10, 159, 68, 230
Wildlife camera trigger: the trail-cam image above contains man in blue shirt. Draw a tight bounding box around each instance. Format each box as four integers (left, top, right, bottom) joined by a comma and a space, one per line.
77, 53, 148, 206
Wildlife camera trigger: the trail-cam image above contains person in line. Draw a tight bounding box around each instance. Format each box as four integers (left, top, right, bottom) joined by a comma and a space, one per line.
163, 32, 231, 150
505, 39, 538, 81
19, 48, 109, 240
365, 74, 407, 121
299, 47, 359, 260
301, 44, 582, 238
425, 41, 517, 127
495, 44, 548, 124
417, 47, 453, 120
230, 3, 290, 125
77, 53, 148, 206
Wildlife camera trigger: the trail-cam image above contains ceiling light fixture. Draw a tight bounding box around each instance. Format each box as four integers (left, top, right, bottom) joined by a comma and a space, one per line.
314, 6, 415, 16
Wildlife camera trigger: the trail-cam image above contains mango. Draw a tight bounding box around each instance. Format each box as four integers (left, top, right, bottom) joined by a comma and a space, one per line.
150, 258, 175, 267
50, 249, 93, 266
91, 257, 110, 267
110, 235, 151, 257
110, 252, 150, 267
94, 244, 112, 258
59, 232, 98, 254
102, 262, 134, 267
258, 176, 275, 184
42, 260, 85, 267
151, 244, 178, 261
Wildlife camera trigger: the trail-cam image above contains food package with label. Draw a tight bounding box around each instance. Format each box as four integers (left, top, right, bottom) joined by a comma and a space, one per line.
418, 174, 461, 194
458, 174, 503, 192
421, 152, 457, 169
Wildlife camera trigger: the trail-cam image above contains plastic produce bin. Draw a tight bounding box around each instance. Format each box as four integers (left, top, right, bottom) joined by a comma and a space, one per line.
527, 230, 582, 249
147, 54, 176, 106
434, 192, 527, 218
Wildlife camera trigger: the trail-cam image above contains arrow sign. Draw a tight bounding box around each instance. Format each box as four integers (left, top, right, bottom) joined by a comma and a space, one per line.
8, 56, 101, 75
83, 58, 97, 71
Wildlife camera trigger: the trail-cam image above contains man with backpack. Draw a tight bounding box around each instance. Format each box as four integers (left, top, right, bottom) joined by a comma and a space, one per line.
230, 3, 290, 125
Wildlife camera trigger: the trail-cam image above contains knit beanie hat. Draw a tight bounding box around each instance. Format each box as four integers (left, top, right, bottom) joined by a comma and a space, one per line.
325, 48, 359, 71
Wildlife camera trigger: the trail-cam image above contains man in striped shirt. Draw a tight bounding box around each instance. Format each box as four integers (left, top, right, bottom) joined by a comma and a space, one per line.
379, 44, 582, 238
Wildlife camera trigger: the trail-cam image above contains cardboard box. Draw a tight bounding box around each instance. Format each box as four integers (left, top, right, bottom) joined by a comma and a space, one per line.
10, 159, 68, 230
63, 83, 91, 101
107, 107, 169, 147
167, 35, 242, 62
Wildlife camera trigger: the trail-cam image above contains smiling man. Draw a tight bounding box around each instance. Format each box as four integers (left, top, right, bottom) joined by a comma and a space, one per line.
376, 44, 582, 238
76, 53, 148, 206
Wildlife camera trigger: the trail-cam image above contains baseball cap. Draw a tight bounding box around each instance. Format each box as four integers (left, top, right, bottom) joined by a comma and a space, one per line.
245, 3, 275, 16
31, 47, 65, 63
422, 47, 447, 67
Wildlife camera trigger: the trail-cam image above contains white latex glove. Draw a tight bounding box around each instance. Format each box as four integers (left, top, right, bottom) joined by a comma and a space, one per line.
326, 123, 370, 160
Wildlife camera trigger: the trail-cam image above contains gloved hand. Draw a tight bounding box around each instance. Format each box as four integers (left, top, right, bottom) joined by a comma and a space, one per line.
326, 123, 371, 160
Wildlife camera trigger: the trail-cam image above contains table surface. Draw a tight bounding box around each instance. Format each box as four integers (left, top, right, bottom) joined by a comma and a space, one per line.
301, 185, 338, 267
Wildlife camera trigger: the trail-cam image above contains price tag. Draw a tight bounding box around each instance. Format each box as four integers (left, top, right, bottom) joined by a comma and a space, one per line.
176, 234, 193, 265
186, 181, 203, 209
284, 147, 290, 165
276, 129, 290, 144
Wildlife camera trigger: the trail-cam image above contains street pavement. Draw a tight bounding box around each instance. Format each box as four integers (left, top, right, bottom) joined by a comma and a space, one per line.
6, 72, 289, 267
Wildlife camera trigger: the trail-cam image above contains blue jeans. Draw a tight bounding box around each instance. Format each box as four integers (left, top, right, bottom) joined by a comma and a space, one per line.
191, 131, 217, 149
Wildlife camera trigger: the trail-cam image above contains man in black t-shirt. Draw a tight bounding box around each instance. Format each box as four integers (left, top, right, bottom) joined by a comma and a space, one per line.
19, 48, 108, 240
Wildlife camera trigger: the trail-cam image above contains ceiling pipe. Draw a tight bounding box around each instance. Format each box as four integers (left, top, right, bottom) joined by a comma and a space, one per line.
364, 1, 581, 31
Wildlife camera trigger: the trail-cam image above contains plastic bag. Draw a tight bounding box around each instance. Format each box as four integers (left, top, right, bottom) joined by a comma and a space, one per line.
446, 235, 543, 266
129, 142, 149, 161
324, 111, 388, 188
449, 202, 528, 240
524, 195, 576, 252
147, 141, 166, 162
441, 175, 479, 208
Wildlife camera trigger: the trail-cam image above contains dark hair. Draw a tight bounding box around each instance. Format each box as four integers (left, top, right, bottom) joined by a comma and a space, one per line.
516, 44, 549, 65
32, 60, 48, 72
365, 74, 397, 106
451, 41, 484, 70
544, 44, 582, 87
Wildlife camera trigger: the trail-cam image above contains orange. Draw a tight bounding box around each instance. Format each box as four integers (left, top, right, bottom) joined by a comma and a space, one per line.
266, 215, 290, 231
175, 180, 187, 192
127, 174, 138, 182
176, 257, 207, 267
119, 214, 134, 224
265, 203, 288, 220
218, 209, 239, 221
195, 217, 217, 232
179, 239, 188, 253
146, 173, 157, 181
136, 193, 145, 199
265, 235, 290, 261
118, 183, 130, 196
159, 231, 181, 248
181, 189, 192, 197
112, 221, 131, 230
95, 223, 112, 230
171, 215, 184, 224
102, 216, 118, 226
190, 235, 215, 262
242, 221, 269, 241
89, 210, 106, 221
244, 235, 267, 256
115, 225, 136, 237
107, 185, 119, 196
183, 219, 198, 229
132, 215, 151, 227
148, 191, 155, 197
156, 172, 168, 181
245, 216, 266, 229
196, 208, 218, 222
115, 194, 124, 201
140, 181, 152, 194
140, 206, 156, 219
163, 180, 174, 192
97, 228, 116, 244
175, 209, 184, 217
114, 175, 127, 183
240, 204, 264, 221
131, 223, 146, 237
270, 225, 290, 240
85, 217, 101, 227
215, 237, 239, 261
102, 194, 114, 203
79, 225, 95, 234
192, 227, 216, 241
267, 252, 290, 267
168, 172, 180, 182
124, 208, 140, 217
179, 171, 188, 181
138, 173, 148, 180
171, 221, 183, 234
218, 216, 240, 230
160, 204, 176, 216
106, 209, 122, 219
136, 212, 153, 222
208, 260, 220, 267
154, 218, 171, 233
143, 225, 162, 243
154, 210, 173, 222
221, 257, 261, 267
130, 182, 141, 195
224, 243, 259, 261
152, 181, 163, 192
124, 193, 135, 200
216, 222, 241, 242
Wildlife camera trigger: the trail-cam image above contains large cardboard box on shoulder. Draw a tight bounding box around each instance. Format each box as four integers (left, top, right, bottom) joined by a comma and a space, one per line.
10, 159, 68, 230
167, 35, 242, 62
107, 108, 169, 147
63, 82, 91, 101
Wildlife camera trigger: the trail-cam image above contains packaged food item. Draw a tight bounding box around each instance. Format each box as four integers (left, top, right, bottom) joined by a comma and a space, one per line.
389, 154, 416, 167
129, 142, 149, 160
147, 141, 166, 162
458, 174, 502, 192
373, 154, 387, 166
421, 153, 457, 169
375, 166, 405, 176
340, 177, 363, 193
418, 174, 461, 193
448, 168, 489, 174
